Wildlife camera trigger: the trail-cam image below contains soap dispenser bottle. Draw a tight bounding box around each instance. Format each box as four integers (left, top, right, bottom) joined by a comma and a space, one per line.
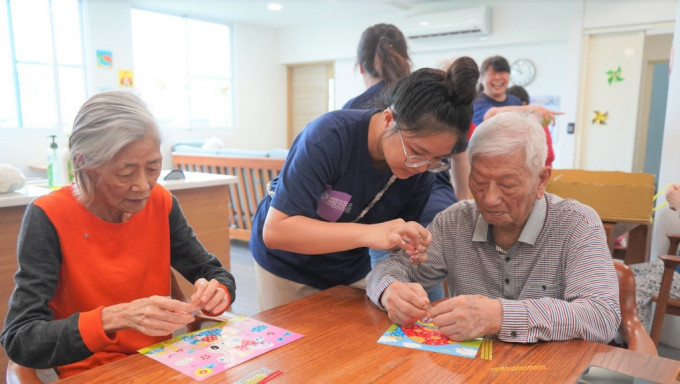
60, 139, 74, 185
47, 135, 62, 190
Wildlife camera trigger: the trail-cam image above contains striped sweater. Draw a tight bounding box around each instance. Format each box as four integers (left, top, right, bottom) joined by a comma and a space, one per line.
367, 193, 621, 344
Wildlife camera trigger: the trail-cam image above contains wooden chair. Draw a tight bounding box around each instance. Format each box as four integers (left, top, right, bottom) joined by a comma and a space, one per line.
6, 272, 227, 383
613, 261, 657, 355
649, 233, 680, 345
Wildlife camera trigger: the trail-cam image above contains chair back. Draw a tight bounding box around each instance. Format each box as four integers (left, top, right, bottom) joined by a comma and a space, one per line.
649, 233, 680, 345
613, 261, 658, 355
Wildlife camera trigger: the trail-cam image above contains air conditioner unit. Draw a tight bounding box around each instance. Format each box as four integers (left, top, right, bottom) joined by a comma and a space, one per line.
403, 6, 491, 40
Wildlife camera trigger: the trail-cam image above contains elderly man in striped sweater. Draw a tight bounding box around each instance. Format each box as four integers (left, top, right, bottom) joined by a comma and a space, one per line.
367, 112, 620, 344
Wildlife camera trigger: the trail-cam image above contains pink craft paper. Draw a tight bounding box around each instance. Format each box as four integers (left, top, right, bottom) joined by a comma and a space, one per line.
138, 315, 303, 381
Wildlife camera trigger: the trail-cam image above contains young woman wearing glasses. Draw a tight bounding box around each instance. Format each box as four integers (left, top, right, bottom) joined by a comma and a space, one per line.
249, 56, 479, 310
341, 24, 471, 303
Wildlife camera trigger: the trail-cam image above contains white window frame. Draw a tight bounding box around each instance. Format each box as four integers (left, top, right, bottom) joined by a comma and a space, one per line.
1, 0, 86, 130
131, 9, 234, 131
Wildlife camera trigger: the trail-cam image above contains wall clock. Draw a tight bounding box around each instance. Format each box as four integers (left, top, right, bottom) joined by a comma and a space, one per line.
510, 58, 536, 86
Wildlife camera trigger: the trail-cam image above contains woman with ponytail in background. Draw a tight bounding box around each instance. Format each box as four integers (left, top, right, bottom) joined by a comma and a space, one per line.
250, 56, 480, 310
342, 23, 410, 110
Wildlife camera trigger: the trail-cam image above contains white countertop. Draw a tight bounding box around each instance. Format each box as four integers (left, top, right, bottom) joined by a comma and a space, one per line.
0, 171, 237, 208
159, 170, 237, 191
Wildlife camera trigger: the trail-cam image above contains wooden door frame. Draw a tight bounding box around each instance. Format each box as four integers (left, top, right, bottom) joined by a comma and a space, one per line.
286, 61, 334, 147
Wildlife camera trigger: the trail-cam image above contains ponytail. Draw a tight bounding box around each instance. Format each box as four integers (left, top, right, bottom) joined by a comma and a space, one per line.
357, 24, 410, 86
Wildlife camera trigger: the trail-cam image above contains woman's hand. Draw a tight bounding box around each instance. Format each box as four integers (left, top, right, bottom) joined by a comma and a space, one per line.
368, 220, 432, 263
191, 278, 231, 315
528, 105, 564, 127
101, 296, 198, 336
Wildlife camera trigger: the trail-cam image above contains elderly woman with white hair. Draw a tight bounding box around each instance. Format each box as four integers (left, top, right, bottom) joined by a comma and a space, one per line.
0, 90, 236, 380
367, 111, 621, 344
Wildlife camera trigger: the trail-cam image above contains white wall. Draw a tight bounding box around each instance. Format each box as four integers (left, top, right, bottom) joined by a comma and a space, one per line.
0, 0, 135, 179
647, 0, 680, 349
652, 2, 680, 259
583, 0, 676, 30
158, 22, 287, 169
0, 0, 287, 174
282, 1, 574, 167
81, 1, 134, 95
0, 0, 677, 176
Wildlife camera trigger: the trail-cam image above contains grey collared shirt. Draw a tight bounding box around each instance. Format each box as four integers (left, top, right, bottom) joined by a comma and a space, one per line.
367, 193, 621, 344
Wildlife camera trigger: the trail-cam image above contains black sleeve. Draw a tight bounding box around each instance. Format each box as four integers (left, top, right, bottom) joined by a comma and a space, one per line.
0, 204, 91, 369
168, 196, 236, 304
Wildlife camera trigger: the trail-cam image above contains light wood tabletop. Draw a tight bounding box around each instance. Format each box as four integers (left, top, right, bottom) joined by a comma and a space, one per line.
57, 285, 680, 383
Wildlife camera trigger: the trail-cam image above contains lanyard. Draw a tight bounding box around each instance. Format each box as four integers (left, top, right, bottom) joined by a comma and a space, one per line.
267, 174, 397, 223
351, 175, 397, 223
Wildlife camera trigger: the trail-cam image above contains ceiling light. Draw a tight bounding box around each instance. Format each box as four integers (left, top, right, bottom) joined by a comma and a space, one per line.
268, 3, 282, 11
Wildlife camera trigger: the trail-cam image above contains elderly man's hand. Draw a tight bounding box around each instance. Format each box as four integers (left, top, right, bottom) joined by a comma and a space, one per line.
430, 295, 503, 341
102, 296, 198, 336
191, 278, 231, 315
380, 281, 430, 325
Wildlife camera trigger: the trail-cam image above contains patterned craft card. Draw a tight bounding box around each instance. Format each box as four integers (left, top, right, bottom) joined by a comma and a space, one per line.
378, 319, 482, 358
139, 315, 303, 381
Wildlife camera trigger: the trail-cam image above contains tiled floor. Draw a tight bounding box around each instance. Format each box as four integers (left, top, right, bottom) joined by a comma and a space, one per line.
228, 240, 258, 316
227, 240, 680, 360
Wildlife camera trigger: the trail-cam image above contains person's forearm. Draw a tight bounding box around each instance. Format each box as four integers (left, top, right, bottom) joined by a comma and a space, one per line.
499, 295, 619, 343
169, 197, 236, 301
263, 213, 377, 254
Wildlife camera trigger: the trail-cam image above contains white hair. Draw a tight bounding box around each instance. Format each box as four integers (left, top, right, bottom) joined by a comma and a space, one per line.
69, 90, 161, 203
467, 112, 547, 175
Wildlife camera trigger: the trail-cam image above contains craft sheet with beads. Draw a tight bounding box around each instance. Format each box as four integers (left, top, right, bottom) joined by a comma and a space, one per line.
138, 315, 303, 381
378, 319, 483, 357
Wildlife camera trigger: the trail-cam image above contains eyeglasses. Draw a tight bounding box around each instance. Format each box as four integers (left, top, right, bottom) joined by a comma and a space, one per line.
396, 127, 451, 173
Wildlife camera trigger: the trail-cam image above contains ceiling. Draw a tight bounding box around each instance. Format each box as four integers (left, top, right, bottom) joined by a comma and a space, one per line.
128, 0, 480, 28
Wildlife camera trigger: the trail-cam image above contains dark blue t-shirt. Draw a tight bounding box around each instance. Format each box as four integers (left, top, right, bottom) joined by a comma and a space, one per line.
342, 81, 386, 110
249, 109, 434, 289
472, 92, 522, 125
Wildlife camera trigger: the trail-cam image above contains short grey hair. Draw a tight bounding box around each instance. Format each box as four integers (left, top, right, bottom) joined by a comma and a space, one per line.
69, 90, 161, 203
468, 112, 547, 175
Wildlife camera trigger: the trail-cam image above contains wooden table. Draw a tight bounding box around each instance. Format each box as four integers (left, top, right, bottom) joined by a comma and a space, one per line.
58, 286, 680, 383
0, 171, 236, 380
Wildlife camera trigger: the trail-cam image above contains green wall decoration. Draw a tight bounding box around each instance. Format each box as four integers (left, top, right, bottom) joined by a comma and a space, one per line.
606, 66, 624, 85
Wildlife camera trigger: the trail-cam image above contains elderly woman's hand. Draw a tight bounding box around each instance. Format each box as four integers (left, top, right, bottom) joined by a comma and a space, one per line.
101, 296, 198, 336
190, 278, 231, 315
